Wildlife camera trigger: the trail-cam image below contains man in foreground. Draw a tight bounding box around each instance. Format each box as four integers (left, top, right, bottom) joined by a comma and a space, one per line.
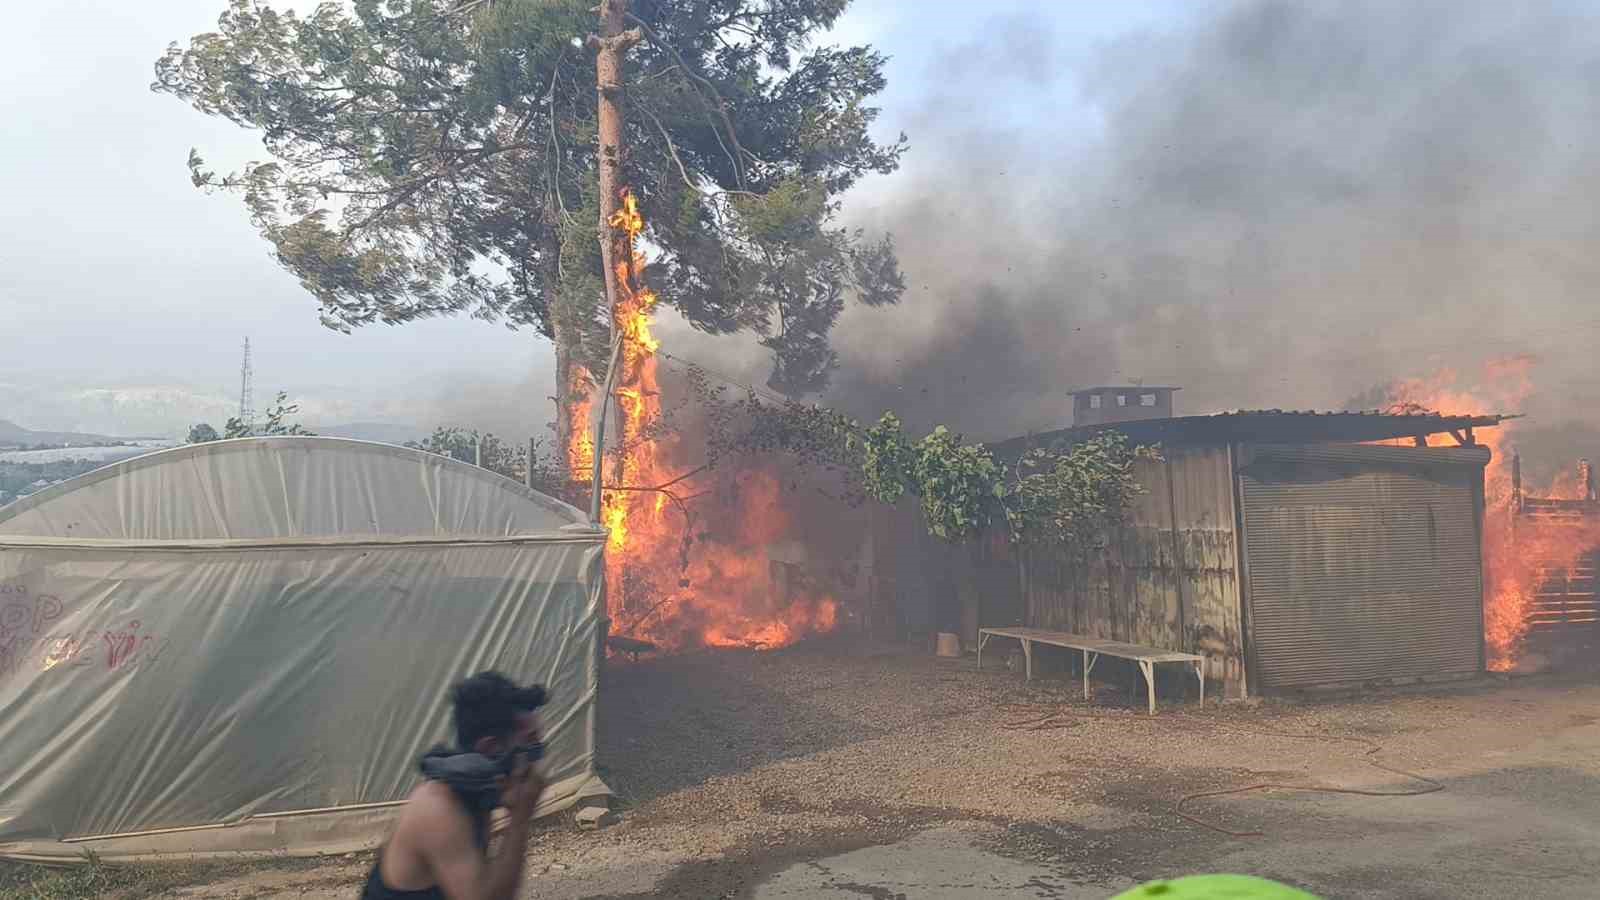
362, 671, 549, 900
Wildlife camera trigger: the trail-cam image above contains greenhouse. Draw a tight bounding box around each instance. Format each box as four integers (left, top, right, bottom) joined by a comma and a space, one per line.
0, 437, 606, 862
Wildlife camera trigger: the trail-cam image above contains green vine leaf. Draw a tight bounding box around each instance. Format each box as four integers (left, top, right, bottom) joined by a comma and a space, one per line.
688, 384, 1152, 549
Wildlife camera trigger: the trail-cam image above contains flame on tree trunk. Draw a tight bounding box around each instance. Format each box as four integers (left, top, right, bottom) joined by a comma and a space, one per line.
570, 1, 838, 650
573, 193, 839, 650
570, 0, 640, 486
583, 0, 642, 600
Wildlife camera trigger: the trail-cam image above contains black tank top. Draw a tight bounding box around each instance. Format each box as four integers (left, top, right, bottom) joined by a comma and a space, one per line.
361, 785, 489, 900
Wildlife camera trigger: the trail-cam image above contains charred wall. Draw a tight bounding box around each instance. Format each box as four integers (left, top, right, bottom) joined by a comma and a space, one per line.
1015, 445, 1246, 697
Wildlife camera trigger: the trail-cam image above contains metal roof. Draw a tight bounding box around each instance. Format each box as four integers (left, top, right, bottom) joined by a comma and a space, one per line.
993, 409, 1513, 453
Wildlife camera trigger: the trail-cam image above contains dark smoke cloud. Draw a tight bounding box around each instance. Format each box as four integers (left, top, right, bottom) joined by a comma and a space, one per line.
660, 0, 1600, 444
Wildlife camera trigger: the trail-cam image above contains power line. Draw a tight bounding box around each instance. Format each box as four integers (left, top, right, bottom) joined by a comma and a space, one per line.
656, 350, 791, 406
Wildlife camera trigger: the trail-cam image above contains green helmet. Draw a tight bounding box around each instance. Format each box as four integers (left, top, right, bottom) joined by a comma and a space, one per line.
1111, 874, 1319, 899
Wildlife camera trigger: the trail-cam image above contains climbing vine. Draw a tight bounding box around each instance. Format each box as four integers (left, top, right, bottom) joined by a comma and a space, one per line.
1005, 433, 1158, 553
688, 368, 1156, 550
851, 414, 1155, 548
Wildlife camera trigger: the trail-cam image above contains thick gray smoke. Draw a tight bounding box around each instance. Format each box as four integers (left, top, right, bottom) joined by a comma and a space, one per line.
661, 0, 1600, 444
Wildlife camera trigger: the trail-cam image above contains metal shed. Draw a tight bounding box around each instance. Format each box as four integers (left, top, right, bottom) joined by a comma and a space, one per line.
1236, 442, 1487, 691
901, 411, 1505, 697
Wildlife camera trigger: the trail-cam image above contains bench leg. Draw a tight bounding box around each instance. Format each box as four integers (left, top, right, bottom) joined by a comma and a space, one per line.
1083, 651, 1101, 703
1022, 639, 1033, 681
1139, 660, 1155, 715
977, 632, 988, 670
1195, 660, 1205, 709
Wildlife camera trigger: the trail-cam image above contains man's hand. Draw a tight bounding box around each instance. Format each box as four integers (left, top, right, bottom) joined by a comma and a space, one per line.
499, 758, 547, 824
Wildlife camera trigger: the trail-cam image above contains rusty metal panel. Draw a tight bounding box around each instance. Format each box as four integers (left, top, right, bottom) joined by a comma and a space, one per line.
1166, 446, 1247, 692
1017, 446, 1246, 694
1241, 443, 1485, 690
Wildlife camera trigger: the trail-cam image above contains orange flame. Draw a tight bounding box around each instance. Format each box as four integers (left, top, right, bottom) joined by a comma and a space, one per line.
705, 598, 838, 649
1386, 358, 1600, 672
569, 394, 594, 479
566, 190, 840, 651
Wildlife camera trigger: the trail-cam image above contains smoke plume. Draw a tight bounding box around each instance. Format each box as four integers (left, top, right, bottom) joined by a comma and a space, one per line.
670, 1, 1600, 445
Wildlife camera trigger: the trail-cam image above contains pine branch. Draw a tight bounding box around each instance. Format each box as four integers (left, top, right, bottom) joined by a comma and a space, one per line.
626, 12, 747, 189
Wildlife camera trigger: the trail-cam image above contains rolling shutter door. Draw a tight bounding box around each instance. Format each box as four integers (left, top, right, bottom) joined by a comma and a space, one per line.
1241, 443, 1485, 690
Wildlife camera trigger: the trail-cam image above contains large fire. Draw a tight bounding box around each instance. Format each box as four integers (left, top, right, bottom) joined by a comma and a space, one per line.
567, 190, 839, 651
1386, 358, 1600, 672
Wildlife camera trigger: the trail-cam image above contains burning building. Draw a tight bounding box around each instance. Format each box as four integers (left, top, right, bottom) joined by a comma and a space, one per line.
870, 407, 1511, 697
1505, 454, 1600, 667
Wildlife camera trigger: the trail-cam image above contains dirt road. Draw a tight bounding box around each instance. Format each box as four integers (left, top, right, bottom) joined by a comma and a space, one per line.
69, 640, 1600, 898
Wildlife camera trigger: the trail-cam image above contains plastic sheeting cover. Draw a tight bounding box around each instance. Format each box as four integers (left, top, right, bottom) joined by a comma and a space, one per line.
0, 438, 606, 859
0, 437, 584, 540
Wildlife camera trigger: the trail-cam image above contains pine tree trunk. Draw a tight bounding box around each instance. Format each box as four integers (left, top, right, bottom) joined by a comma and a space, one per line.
595, 0, 631, 341
554, 335, 572, 462
542, 216, 573, 467
590, 0, 641, 489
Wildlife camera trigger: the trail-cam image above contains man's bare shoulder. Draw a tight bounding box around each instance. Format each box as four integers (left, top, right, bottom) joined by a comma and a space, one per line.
398, 780, 474, 835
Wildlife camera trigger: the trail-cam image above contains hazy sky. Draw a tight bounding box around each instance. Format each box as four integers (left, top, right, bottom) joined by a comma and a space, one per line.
2, 0, 552, 428
0, 0, 1193, 435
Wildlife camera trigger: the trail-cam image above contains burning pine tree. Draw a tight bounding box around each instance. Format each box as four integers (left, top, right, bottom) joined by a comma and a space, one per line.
569, 190, 841, 650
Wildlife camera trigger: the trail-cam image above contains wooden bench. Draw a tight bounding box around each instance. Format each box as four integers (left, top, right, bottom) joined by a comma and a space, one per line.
977, 626, 1205, 714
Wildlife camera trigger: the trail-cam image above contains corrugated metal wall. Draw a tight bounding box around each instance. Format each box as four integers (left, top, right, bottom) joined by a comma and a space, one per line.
1170, 445, 1249, 692
1239, 443, 1486, 691
1018, 445, 1246, 695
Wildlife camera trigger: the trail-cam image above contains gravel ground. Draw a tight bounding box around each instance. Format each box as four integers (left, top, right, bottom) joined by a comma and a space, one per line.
51, 636, 1600, 898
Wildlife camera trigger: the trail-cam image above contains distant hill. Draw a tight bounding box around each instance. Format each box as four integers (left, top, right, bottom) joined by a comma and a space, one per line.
0, 417, 431, 448
0, 419, 129, 447
313, 422, 429, 446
